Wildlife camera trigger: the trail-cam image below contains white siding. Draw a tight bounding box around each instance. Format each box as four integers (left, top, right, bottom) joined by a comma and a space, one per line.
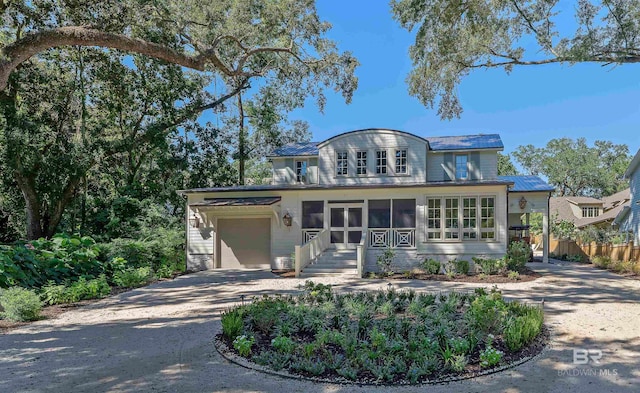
272, 158, 295, 184
479, 151, 498, 180
624, 169, 640, 245
318, 130, 428, 185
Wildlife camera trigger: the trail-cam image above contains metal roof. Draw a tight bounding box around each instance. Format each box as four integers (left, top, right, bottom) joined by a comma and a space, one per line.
268, 142, 319, 157
427, 134, 504, 151
498, 175, 555, 192
191, 197, 281, 207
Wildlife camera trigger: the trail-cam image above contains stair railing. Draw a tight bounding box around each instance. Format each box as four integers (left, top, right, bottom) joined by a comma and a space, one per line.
295, 228, 330, 277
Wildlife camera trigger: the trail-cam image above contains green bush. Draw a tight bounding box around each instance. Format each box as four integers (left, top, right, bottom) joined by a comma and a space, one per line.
479, 346, 503, 368
233, 335, 254, 357
453, 259, 470, 275
473, 257, 505, 275
221, 309, 244, 339
506, 241, 529, 272
421, 258, 441, 274
0, 287, 42, 322
112, 267, 153, 288
504, 304, 544, 351
592, 255, 612, 269
41, 275, 111, 305
376, 246, 395, 274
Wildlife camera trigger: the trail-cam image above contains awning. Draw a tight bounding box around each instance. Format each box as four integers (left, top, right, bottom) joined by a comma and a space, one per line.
191, 196, 281, 207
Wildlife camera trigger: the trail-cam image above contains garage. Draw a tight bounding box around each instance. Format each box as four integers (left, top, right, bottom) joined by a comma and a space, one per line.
217, 218, 271, 269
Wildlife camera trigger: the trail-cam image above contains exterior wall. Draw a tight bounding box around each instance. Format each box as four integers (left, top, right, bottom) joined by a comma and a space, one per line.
186, 204, 214, 271
623, 169, 640, 245
186, 184, 509, 271
317, 130, 428, 185
426, 151, 498, 181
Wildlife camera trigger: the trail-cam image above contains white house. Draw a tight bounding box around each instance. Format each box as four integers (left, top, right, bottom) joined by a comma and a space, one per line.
178, 129, 554, 275
614, 148, 640, 245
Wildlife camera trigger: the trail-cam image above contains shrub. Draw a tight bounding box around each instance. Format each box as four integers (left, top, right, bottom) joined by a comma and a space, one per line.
0, 287, 42, 322
592, 255, 611, 269
221, 309, 244, 339
504, 305, 544, 351
271, 336, 296, 353
506, 241, 529, 272
112, 267, 153, 288
473, 257, 505, 275
453, 259, 470, 275
421, 258, 441, 274
479, 346, 503, 368
507, 271, 520, 281
41, 275, 110, 305
233, 335, 254, 357
376, 246, 395, 275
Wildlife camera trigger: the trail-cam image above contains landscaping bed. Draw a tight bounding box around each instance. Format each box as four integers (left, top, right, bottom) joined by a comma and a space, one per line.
373, 267, 541, 283
215, 281, 546, 385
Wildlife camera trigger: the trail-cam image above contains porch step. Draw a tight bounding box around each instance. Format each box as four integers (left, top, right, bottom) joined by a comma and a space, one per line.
303, 249, 358, 276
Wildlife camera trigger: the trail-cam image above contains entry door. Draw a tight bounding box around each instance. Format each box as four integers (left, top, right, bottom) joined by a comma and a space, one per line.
330, 205, 363, 249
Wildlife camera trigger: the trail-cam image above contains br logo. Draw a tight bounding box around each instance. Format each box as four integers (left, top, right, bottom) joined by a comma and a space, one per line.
573, 349, 602, 365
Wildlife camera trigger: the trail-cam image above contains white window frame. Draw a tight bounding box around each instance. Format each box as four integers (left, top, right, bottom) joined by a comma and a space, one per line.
356, 151, 367, 175
375, 149, 387, 175
395, 148, 408, 174
582, 206, 599, 218
295, 159, 308, 183
455, 154, 469, 180
336, 151, 348, 176
425, 195, 496, 242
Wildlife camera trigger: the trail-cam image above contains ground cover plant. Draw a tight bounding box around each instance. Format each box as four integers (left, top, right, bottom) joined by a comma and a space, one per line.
218, 281, 545, 384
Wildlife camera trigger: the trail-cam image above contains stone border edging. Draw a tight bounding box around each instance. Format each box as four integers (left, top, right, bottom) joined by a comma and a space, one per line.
214, 326, 550, 386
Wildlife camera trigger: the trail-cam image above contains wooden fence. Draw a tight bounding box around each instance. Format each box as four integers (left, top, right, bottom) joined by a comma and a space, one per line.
545, 236, 640, 262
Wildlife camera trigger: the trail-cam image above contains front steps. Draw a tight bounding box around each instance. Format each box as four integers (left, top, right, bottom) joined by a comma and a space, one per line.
303, 249, 358, 276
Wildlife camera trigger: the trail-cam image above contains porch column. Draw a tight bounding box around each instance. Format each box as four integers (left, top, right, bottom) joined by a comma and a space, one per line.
543, 199, 549, 263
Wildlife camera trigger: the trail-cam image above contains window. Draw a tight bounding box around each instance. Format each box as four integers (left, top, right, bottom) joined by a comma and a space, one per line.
426, 198, 442, 240
395, 149, 407, 174
356, 151, 367, 175
376, 150, 387, 174
336, 151, 348, 176
368, 199, 390, 228
426, 196, 496, 241
582, 207, 599, 218
444, 198, 459, 239
295, 160, 307, 183
480, 197, 495, 240
455, 155, 468, 180
462, 197, 477, 239
392, 199, 416, 228
302, 201, 324, 229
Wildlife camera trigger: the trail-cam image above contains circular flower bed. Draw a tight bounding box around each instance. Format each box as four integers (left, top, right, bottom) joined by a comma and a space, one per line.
217, 281, 546, 384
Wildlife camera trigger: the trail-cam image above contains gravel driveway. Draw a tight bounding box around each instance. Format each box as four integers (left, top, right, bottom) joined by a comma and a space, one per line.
1, 261, 639, 393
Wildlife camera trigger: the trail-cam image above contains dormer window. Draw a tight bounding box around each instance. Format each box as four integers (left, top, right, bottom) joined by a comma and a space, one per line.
336, 151, 348, 176
455, 154, 468, 180
395, 149, 407, 174
582, 207, 599, 218
295, 160, 308, 183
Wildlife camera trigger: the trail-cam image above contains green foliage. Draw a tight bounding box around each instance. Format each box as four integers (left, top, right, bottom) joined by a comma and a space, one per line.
504, 304, 544, 352
497, 153, 519, 176
376, 246, 396, 275
592, 255, 612, 269
472, 257, 505, 275
0, 287, 42, 322
479, 346, 503, 368
421, 258, 441, 275
221, 309, 244, 340
226, 282, 543, 384
41, 275, 110, 305
453, 259, 470, 275
112, 267, 153, 288
232, 335, 255, 357
552, 219, 577, 241
391, 0, 640, 120
506, 241, 530, 272
507, 271, 520, 281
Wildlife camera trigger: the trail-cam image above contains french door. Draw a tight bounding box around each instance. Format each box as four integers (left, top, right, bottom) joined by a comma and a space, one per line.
330, 204, 363, 249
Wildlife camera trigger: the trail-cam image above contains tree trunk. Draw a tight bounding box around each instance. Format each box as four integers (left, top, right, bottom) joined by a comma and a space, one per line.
237, 91, 246, 185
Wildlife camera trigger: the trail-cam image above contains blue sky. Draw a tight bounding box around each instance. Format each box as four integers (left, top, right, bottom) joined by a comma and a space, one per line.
287, 1, 640, 156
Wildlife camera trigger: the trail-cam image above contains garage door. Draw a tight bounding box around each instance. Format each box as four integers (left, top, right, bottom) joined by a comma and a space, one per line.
217, 218, 271, 269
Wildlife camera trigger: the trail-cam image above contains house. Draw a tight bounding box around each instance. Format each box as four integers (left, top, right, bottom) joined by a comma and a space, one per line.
614, 149, 640, 245
177, 129, 554, 275
550, 189, 631, 229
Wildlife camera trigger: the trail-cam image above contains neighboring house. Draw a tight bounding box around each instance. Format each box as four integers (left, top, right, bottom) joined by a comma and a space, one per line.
615, 149, 640, 245
178, 129, 554, 274
550, 189, 631, 229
